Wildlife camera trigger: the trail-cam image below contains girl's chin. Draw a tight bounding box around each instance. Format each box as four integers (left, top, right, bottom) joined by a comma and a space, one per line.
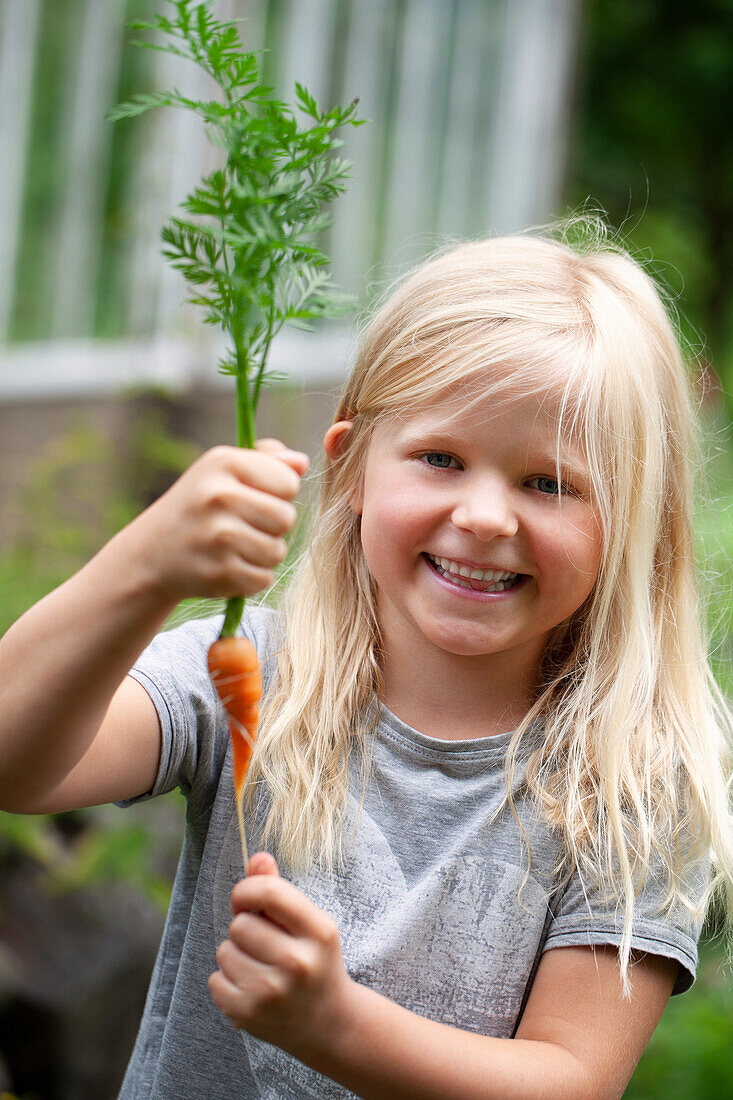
420, 620, 508, 657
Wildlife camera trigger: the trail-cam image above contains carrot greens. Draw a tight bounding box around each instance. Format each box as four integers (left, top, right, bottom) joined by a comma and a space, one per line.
109, 0, 363, 638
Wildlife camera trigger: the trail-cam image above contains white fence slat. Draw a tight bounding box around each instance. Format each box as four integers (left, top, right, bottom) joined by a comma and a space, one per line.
0, 0, 41, 341
435, 0, 497, 240
227, 0, 268, 53
488, 0, 579, 232
277, 0, 335, 108
381, 0, 448, 270
127, 1, 266, 338
129, 1, 270, 337
472, 2, 509, 235
328, 0, 392, 296
125, 35, 213, 336
51, 0, 127, 337
156, 58, 219, 332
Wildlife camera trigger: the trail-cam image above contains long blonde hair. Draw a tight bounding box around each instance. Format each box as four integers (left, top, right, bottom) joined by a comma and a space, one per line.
249, 217, 733, 991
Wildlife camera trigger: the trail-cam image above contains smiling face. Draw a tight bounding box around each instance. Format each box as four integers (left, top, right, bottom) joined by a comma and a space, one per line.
346, 385, 602, 687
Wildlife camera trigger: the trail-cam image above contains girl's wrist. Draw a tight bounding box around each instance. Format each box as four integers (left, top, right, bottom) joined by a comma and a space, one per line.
90, 518, 183, 623
294, 977, 376, 1085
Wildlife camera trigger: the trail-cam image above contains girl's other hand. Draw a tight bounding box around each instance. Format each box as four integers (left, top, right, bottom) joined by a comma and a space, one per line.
117, 441, 309, 603
208, 855, 355, 1063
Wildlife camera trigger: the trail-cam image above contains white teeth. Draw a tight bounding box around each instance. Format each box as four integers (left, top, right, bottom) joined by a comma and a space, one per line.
428, 555, 518, 584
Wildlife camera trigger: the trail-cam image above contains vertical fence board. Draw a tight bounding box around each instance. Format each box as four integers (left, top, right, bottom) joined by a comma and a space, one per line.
0, 0, 41, 341
277, 0, 335, 108
155, 57, 220, 334
230, 0, 268, 54
468, 1, 506, 237
488, 0, 579, 232
435, 0, 497, 241
125, 34, 213, 336
51, 0, 127, 338
328, 0, 392, 297
380, 0, 449, 271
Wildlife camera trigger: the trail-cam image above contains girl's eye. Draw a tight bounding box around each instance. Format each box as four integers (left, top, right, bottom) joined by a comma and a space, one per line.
422, 452, 459, 469
527, 475, 561, 495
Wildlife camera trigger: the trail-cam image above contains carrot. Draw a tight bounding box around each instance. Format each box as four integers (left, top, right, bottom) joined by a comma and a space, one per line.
208, 635, 262, 869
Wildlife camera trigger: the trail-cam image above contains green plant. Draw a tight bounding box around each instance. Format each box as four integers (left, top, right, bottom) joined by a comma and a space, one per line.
108, 0, 364, 637
0, 411, 201, 637
0, 410, 199, 905
0, 804, 178, 912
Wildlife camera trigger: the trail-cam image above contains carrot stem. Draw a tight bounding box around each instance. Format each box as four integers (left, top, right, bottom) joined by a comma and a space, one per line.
220, 596, 244, 639
219, 345, 255, 642
235, 783, 249, 869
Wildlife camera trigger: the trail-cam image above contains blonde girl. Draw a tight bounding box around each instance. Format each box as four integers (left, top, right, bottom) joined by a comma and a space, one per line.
0, 222, 730, 1100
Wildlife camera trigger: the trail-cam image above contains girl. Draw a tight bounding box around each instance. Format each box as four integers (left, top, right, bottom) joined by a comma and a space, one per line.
0, 224, 731, 1100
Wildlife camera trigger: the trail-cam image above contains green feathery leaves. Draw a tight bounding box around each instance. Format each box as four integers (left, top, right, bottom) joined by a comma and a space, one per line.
109, 0, 364, 442
108, 0, 364, 636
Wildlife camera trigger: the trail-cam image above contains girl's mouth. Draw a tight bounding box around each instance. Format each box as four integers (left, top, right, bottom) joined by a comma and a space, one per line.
425, 553, 524, 593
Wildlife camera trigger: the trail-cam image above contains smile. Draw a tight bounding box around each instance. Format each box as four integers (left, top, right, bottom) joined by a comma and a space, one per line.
426, 554, 522, 592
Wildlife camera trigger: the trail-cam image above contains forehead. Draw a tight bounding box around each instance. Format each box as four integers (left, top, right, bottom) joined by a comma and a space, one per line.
382, 376, 582, 456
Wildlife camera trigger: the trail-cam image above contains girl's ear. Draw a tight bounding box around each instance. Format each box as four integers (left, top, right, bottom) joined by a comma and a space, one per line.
323, 420, 353, 460
323, 420, 363, 514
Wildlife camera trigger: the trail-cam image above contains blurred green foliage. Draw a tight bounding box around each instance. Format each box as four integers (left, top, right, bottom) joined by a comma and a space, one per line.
0, 806, 176, 913
0, 404, 200, 629
568, 0, 733, 413
696, 430, 733, 698
0, 406, 200, 911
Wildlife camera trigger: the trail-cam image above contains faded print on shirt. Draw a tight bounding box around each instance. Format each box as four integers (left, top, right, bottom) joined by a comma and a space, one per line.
212, 788, 550, 1100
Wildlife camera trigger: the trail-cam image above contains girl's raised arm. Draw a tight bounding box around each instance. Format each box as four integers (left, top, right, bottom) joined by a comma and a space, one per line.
0, 443, 305, 815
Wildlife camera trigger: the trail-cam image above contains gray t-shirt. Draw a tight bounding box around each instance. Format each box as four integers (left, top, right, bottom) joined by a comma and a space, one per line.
117, 605, 704, 1099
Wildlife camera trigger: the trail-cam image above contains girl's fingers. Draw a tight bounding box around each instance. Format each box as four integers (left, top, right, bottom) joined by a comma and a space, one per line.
208, 967, 240, 1013
231, 875, 338, 943
208, 960, 268, 1017
226, 562, 277, 598
247, 851, 280, 876
200, 446, 302, 501
228, 856, 287, 965
255, 438, 310, 478
229, 447, 305, 499
231, 484, 298, 538
226, 518, 288, 567
227, 911, 291, 968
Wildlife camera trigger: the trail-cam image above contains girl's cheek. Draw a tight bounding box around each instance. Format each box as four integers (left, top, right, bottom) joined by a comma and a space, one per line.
548, 522, 602, 584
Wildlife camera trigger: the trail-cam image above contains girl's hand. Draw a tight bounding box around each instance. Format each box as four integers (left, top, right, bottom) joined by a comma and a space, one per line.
208, 853, 355, 1062
120, 440, 309, 603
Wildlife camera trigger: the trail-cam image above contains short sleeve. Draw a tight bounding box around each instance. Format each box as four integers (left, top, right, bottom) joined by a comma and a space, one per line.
117, 603, 282, 819
544, 854, 710, 994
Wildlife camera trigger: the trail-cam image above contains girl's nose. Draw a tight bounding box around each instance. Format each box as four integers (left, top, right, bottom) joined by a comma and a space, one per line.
451, 484, 518, 540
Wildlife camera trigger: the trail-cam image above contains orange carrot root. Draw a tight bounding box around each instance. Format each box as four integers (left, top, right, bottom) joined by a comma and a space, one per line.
208, 636, 262, 871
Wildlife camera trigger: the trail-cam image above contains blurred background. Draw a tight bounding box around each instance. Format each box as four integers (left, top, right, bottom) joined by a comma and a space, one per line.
0, 0, 731, 1096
